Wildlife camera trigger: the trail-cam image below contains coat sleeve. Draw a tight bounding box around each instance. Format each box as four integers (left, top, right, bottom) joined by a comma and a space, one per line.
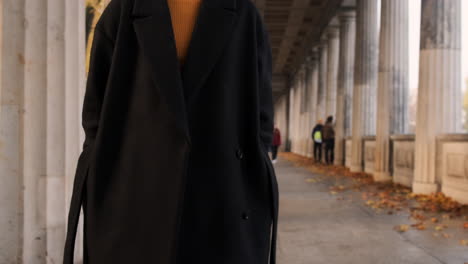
63, 13, 116, 262
81, 22, 115, 150
256, 12, 274, 152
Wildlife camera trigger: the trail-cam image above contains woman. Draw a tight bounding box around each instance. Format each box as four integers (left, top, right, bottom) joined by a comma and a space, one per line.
64, 0, 278, 263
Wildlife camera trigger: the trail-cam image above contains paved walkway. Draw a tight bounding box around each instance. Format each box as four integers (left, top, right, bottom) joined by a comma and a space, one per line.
274, 155, 468, 264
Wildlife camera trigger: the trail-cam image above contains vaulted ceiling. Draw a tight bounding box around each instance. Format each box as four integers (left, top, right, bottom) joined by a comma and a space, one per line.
252, 0, 355, 100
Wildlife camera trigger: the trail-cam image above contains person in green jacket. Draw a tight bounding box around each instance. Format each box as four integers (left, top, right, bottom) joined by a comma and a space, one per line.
311, 119, 324, 163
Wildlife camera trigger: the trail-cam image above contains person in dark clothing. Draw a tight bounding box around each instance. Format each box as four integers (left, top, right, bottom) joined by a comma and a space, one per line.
271, 126, 281, 163
63, 1, 279, 263
312, 120, 324, 163
323, 115, 335, 165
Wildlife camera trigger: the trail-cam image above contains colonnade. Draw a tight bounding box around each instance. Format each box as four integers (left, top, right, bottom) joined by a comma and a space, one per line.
0, 0, 465, 262
276, 0, 465, 202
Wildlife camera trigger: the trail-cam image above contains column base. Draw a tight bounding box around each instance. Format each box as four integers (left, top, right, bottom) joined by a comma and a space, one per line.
349, 165, 363, 173
373, 171, 392, 182
412, 181, 439, 194
441, 185, 468, 204
334, 159, 344, 166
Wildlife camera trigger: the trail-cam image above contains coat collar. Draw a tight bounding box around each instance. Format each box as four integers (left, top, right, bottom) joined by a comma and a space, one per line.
132, 0, 238, 145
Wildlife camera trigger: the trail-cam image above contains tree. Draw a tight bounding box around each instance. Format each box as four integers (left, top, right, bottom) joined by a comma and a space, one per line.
85, 0, 111, 74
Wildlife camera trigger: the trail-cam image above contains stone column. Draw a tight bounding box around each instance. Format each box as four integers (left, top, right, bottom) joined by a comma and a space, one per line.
350, 0, 381, 172
334, 10, 356, 166
317, 37, 328, 122
274, 95, 289, 152
290, 82, 299, 153
306, 51, 320, 157
46, 0, 67, 262
298, 65, 307, 156
0, 0, 86, 261
413, 0, 461, 193
288, 83, 294, 153
23, 0, 48, 261
309, 48, 320, 127
326, 26, 340, 118
374, 0, 409, 181
304, 56, 314, 157
288, 86, 295, 151
293, 76, 297, 153
291, 79, 300, 153
285, 88, 292, 151
0, 1, 25, 262
296, 76, 302, 154
65, 0, 86, 260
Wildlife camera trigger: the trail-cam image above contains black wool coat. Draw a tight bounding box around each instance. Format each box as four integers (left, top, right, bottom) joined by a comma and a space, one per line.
64, 0, 279, 263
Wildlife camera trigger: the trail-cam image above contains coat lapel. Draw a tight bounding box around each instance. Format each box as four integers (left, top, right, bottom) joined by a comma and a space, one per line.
181, 0, 239, 110
132, 0, 239, 143
132, 0, 189, 143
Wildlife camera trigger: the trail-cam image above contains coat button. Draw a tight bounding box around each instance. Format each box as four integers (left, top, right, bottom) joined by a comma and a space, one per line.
236, 148, 244, 159
241, 212, 249, 220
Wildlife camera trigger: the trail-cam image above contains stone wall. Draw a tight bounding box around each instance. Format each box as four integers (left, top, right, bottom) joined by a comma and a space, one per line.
438, 134, 468, 204
363, 136, 376, 173
345, 138, 352, 168
391, 135, 415, 187
301, 130, 468, 205
341, 134, 468, 205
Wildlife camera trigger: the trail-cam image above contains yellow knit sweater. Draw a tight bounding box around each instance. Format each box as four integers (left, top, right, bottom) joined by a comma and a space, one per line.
167, 0, 203, 66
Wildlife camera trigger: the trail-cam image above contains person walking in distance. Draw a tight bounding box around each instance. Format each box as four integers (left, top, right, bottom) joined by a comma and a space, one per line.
271, 126, 281, 164
312, 120, 324, 163
323, 116, 336, 165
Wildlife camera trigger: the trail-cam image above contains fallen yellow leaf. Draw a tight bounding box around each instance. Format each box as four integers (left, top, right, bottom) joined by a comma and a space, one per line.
394, 225, 409, 233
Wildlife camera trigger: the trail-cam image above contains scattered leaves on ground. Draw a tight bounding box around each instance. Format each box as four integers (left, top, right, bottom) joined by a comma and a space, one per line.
280, 152, 468, 244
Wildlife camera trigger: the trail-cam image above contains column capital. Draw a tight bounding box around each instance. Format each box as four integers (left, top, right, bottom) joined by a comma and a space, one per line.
420, 0, 461, 49
290, 73, 298, 87
326, 26, 340, 39
305, 55, 312, 67
299, 63, 307, 77
307, 46, 320, 60
305, 55, 315, 70
319, 34, 328, 47
292, 64, 306, 82
338, 9, 356, 23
